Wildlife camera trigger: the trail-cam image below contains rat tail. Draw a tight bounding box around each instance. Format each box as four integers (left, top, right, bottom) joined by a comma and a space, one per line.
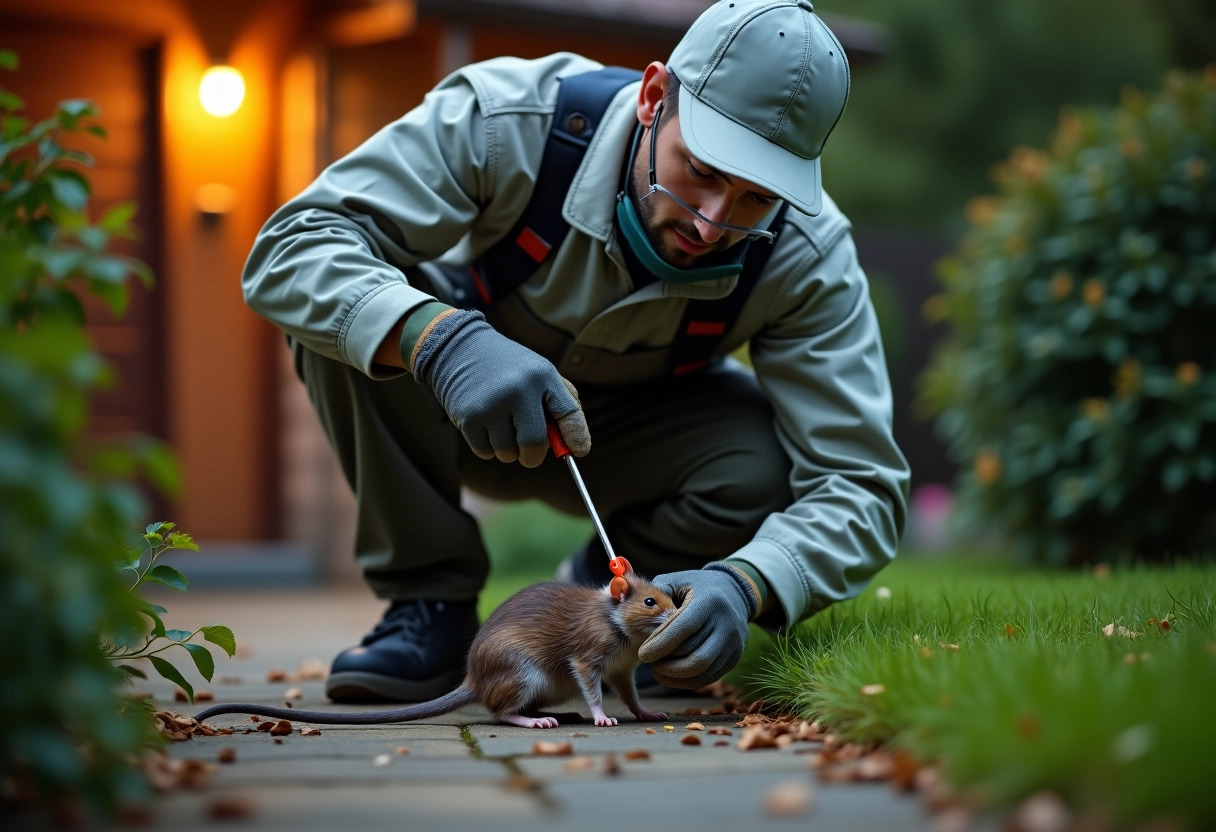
192, 684, 478, 726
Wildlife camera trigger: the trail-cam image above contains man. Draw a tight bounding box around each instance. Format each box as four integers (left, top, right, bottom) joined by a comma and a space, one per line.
243, 0, 909, 703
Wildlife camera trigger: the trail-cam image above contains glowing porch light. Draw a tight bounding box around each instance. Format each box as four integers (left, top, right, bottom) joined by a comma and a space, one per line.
199, 66, 246, 117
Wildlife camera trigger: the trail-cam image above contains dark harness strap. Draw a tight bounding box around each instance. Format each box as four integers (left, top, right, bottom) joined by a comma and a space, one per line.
451, 66, 787, 376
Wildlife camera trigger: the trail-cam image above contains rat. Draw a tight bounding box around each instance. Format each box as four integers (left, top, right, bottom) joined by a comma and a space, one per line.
192, 569, 677, 729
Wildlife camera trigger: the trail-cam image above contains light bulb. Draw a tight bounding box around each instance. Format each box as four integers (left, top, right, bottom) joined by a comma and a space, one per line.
199, 66, 245, 117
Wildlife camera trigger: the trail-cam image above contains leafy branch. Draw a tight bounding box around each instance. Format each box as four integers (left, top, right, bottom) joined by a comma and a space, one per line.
105, 522, 236, 703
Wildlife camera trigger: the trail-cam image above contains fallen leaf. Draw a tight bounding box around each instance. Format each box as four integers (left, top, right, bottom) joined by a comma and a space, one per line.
300, 727, 322, 736
532, 741, 573, 756
372, 754, 392, 766
623, 749, 651, 761
856, 750, 894, 781
394, 746, 409, 754
563, 756, 594, 771
644, 727, 657, 734
890, 749, 920, 791
714, 740, 729, 747
249, 715, 260, 722
737, 725, 779, 751
708, 727, 733, 736
860, 684, 886, 696
284, 687, 303, 700
217, 748, 236, 764
1011, 790, 1070, 832
680, 734, 702, 746
735, 714, 770, 727
603, 754, 621, 776
173, 689, 188, 703
685, 722, 705, 731
296, 658, 328, 681
273, 738, 283, 745
268, 720, 293, 736
266, 669, 289, 683
207, 797, 254, 820
762, 781, 815, 817
195, 690, 214, 702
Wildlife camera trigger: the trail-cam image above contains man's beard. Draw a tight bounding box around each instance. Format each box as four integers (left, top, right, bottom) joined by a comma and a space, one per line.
627, 162, 728, 269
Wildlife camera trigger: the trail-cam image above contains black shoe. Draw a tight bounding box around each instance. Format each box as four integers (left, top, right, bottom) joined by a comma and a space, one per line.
326, 598, 479, 703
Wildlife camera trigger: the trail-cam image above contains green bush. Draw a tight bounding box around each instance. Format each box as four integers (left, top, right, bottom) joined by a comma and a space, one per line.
919, 67, 1216, 564
0, 50, 219, 816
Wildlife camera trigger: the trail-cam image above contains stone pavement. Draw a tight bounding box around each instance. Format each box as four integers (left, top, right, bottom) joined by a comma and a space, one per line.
89, 588, 985, 831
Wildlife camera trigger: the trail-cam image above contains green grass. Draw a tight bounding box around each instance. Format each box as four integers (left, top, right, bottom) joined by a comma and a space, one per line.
744, 556, 1216, 829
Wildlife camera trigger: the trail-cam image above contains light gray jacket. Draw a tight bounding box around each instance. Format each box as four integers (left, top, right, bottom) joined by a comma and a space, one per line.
242, 52, 910, 626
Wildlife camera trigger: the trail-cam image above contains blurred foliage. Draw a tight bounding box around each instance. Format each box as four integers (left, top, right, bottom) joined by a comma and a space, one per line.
482, 498, 592, 575
0, 50, 193, 816
918, 66, 1216, 564
829, 0, 1216, 230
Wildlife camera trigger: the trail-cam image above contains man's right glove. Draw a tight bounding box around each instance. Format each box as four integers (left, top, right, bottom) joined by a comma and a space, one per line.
407, 306, 590, 468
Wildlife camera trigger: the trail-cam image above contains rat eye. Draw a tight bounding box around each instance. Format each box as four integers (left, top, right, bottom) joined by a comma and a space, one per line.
644, 597, 656, 607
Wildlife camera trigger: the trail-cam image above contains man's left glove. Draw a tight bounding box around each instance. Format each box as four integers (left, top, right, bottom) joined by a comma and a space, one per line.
637, 564, 759, 689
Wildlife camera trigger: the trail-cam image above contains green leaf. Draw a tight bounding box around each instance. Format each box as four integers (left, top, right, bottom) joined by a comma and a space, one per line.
167, 532, 199, 552
119, 549, 144, 574
149, 656, 193, 703
0, 49, 18, 71
116, 664, 147, 680
0, 90, 23, 112
145, 564, 188, 591
99, 202, 136, 233
144, 533, 163, 548
164, 629, 193, 643
50, 171, 89, 212
183, 643, 215, 682
146, 521, 174, 536
201, 625, 237, 658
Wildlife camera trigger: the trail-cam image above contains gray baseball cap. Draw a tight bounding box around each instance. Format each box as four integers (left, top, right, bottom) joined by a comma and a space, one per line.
667, 0, 850, 216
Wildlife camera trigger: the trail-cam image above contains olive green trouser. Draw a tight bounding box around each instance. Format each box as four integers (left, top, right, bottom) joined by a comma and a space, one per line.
294, 344, 793, 601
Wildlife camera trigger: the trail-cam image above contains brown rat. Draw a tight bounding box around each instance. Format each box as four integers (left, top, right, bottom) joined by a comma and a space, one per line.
193, 570, 677, 729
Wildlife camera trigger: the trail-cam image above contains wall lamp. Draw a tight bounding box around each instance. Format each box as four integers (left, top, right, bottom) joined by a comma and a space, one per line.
199, 65, 246, 117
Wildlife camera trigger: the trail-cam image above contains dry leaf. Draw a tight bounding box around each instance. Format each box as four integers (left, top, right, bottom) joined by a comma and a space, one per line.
708, 727, 733, 736
300, 727, 322, 736
372, 754, 393, 766
563, 756, 594, 772
856, 750, 895, 781
680, 734, 702, 746
173, 689, 188, 703
268, 720, 293, 736
623, 749, 651, 761
860, 684, 886, 696
266, 669, 289, 683
296, 658, 328, 681
1011, 791, 1070, 832
685, 722, 705, 731
194, 690, 214, 702
737, 725, 779, 751
714, 740, 729, 747
249, 715, 260, 722
603, 754, 621, 776
644, 728, 657, 734
735, 714, 770, 727
532, 741, 573, 756
284, 687, 303, 700
273, 738, 283, 745
394, 746, 409, 754
762, 781, 815, 817
217, 748, 237, 764
207, 796, 254, 820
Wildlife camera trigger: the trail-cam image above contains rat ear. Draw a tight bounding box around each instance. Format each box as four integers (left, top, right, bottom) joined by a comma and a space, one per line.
608, 575, 629, 603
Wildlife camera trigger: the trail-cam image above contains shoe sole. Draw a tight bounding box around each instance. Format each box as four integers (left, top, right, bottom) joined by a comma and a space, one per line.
325, 668, 466, 704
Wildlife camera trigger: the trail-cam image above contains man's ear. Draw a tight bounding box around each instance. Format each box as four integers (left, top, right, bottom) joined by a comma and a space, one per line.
636, 62, 669, 129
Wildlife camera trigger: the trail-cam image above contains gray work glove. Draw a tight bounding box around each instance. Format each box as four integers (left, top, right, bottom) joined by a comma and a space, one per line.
412, 309, 590, 467
637, 563, 759, 689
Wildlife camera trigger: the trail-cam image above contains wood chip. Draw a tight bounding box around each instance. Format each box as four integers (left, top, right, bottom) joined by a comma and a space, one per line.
300, 727, 322, 736
763, 781, 815, 817
268, 720, 293, 736
532, 740, 573, 756
680, 734, 702, 746
623, 749, 651, 761
685, 722, 705, 731
217, 748, 236, 764
563, 756, 594, 771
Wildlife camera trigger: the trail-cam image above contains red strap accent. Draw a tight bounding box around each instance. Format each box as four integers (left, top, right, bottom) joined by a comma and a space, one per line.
673, 359, 709, 376
469, 265, 492, 306
516, 227, 552, 263
686, 320, 726, 336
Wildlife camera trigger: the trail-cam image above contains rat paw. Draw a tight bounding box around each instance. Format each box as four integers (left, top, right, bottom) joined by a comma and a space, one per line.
501, 714, 560, 729
529, 717, 560, 729
635, 710, 667, 722
594, 716, 619, 727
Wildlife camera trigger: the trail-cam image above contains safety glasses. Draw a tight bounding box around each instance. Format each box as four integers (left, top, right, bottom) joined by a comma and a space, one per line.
641, 102, 779, 244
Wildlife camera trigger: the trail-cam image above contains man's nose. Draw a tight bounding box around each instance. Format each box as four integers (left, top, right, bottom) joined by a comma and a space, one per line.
693, 195, 734, 242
